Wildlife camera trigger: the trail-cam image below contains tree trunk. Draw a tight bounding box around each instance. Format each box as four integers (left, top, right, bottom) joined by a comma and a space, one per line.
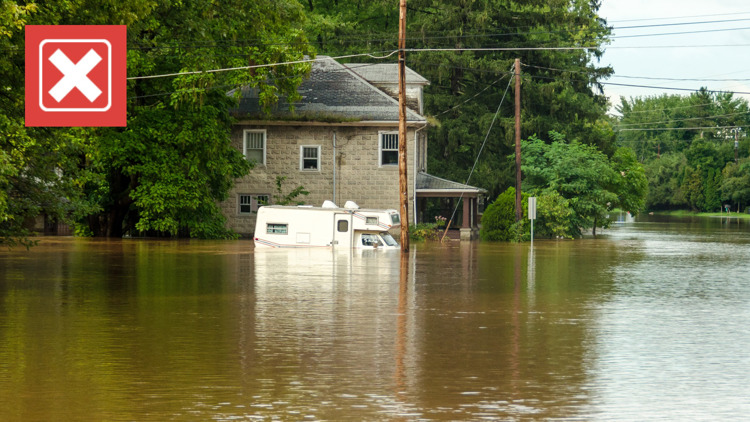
102, 169, 135, 238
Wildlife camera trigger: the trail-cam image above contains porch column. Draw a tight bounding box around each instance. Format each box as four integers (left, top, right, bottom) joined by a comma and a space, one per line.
472, 197, 479, 228
462, 197, 470, 228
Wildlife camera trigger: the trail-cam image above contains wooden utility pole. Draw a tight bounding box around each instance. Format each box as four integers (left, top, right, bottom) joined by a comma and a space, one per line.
514, 58, 522, 223
398, 0, 410, 252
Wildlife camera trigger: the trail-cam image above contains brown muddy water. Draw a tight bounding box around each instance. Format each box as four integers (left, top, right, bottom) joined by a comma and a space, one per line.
1, 216, 750, 421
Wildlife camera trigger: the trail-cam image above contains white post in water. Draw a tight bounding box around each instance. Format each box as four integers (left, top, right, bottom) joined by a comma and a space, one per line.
528, 196, 537, 245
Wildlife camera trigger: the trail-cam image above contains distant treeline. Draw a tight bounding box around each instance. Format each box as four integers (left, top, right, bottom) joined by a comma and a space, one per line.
616, 89, 750, 213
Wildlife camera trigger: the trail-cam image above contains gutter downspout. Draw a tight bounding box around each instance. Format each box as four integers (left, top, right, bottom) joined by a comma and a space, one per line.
413, 123, 428, 225
333, 131, 337, 205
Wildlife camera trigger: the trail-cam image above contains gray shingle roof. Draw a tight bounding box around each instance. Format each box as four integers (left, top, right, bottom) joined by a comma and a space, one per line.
416, 172, 487, 194
230, 57, 426, 122
346, 63, 429, 85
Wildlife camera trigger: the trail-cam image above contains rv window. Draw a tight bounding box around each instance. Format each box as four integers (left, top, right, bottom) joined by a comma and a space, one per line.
361, 233, 382, 247
390, 214, 400, 225
337, 220, 349, 232
366, 217, 378, 225
267, 224, 288, 234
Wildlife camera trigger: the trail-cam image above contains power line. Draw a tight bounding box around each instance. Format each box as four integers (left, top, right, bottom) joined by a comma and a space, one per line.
434, 74, 512, 117
616, 102, 716, 114
524, 63, 750, 83
612, 25, 750, 39
617, 125, 743, 132
126, 51, 397, 81
523, 72, 750, 96
608, 12, 750, 24
602, 81, 750, 95
126, 46, 603, 81
445, 71, 515, 230
614, 17, 750, 29
616, 111, 750, 128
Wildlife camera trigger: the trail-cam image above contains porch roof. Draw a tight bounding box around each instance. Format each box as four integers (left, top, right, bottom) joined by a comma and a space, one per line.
416, 172, 487, 197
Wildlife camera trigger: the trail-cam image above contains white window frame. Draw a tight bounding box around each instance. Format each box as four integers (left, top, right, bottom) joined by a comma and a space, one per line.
299, 145, 321, 171
379, 131, 399, 167
238, 194, 269, 215
243, 129, 266, 166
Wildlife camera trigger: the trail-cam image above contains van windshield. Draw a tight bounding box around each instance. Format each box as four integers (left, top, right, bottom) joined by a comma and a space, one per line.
380, 232, 398, 246
361, 233, 382, 247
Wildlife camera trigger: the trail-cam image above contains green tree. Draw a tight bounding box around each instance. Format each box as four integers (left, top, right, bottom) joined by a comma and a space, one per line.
703, 167, 721, 212
616, 89, 750, 213
305, 0, 614, 199
534, 190, 574, 239
643, 152, 688, 210
721, 160, 750, 212
0, 1, 94, 246
1, 0, 314, 241
610, 147, 648, 215
683, 167, 704, 211
521, 132, 630, 237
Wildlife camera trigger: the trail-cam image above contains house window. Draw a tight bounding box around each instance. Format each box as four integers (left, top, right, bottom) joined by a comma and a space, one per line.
379, 132, 399, 166
239, 194, 269, 214
300, 145, 321, 170
267, 224, 288, 234
243, 129, 266, 165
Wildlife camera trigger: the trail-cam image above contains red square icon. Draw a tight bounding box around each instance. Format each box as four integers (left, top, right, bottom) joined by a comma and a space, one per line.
25, 25, 126, 127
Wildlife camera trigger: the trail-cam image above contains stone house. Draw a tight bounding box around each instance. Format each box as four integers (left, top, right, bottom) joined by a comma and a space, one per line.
221, 56, 484, 238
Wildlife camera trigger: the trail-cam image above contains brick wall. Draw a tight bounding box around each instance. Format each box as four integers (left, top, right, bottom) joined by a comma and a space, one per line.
220, 123, 422, 236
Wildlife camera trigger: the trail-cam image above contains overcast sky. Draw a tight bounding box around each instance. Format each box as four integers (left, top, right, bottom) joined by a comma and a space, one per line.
597, 0, 750, 113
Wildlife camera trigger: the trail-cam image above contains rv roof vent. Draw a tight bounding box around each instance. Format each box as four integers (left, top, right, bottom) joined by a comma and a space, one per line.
344, 201, 360, 209
322, 200, 338, 208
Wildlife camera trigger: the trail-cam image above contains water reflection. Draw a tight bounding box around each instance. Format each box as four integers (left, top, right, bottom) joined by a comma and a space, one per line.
1, 220, 750, 420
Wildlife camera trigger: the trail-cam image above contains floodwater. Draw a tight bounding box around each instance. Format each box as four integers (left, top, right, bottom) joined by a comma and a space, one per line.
1, 216, 750, 421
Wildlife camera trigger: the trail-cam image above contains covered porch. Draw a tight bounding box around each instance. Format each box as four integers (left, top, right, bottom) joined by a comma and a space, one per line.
415, 172, 487, 241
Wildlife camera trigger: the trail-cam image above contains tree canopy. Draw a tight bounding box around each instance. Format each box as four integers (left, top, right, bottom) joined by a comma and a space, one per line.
616, 89, 749, 212
306, 0, 614, 199
519, 132, 646, 237
1, 0, 313, 243
2, 0, 642, 243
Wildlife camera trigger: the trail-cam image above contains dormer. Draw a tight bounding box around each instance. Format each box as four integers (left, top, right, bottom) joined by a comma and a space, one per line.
346, 63, 430, 115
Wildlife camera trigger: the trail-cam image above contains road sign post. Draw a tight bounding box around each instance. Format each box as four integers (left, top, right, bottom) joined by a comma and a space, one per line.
528, 196, 537, 245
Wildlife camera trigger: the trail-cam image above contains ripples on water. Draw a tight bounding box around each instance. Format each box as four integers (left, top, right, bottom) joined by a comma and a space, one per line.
592, 219, 750, 421
0, 217, 749, 420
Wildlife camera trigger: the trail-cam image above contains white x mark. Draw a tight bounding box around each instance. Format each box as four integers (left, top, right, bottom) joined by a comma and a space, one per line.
48, 48, 102, 103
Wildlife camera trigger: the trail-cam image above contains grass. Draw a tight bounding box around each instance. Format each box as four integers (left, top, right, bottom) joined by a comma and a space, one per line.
652, 210, 750, 219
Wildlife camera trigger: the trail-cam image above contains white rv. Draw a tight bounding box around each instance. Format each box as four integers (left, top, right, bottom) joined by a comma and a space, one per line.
253, 201, 401, 249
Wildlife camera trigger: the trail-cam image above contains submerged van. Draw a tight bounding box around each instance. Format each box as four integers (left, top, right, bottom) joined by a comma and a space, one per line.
253, 201, 400, 249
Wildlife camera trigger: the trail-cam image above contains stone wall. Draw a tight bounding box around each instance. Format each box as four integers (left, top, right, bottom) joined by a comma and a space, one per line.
220, 123, 423, 236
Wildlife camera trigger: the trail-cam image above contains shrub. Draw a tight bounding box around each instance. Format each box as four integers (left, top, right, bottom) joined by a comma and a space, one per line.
480, 187, 529, 242
409, 223, 441, 241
